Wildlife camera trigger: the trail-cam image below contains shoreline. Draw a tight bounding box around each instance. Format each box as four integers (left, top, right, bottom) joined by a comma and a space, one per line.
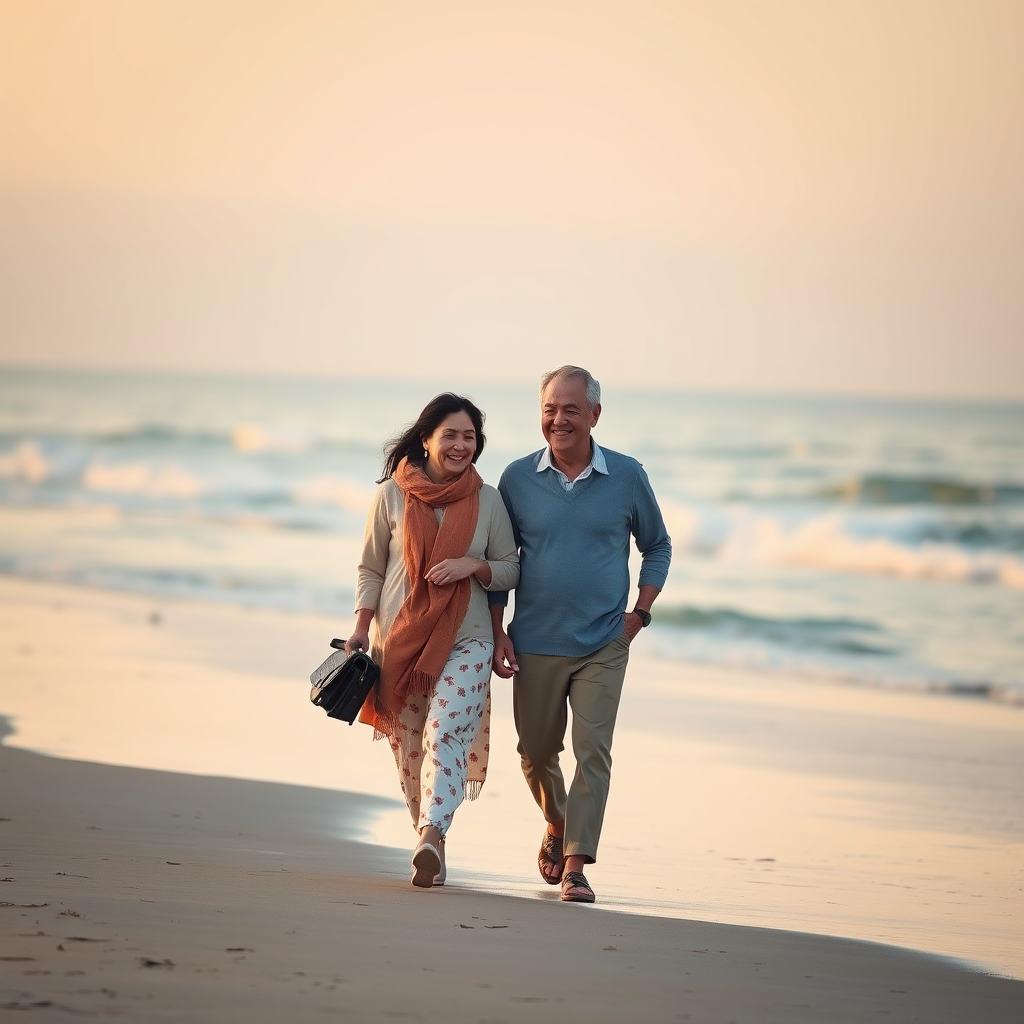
3, 743, 1023, 1022
3, 575, 1023, 984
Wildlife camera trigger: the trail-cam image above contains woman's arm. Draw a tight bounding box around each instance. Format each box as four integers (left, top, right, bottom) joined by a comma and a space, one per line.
424, 556, 491, 586
345, 607, 375, 655
349, 483, 392, 653
481, 492, 520, 592
355, 485, 391, 609
424, 489, 519, 590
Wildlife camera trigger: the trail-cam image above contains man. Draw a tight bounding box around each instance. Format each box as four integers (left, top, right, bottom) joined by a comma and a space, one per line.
490, 365, 672, 903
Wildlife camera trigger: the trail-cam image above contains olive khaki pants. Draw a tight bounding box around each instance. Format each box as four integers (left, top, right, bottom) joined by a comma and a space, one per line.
512, 633, 631, 864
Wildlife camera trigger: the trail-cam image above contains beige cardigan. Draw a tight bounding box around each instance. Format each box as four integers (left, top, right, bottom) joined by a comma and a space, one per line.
355, 479, 520, 650
354, 479, 519, 795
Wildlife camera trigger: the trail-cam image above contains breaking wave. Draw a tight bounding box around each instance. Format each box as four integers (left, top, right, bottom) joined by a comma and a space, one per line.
661, 500, 1024, 589
816, 473, 1024, 506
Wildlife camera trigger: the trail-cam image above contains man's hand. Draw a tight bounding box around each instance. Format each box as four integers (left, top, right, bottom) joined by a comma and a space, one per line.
623, 612, 645, 642
491, 630, 519, 678
623, 586, 659, 642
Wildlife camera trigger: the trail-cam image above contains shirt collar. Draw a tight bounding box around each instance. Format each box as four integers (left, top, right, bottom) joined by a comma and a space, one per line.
536, 441, 608, 476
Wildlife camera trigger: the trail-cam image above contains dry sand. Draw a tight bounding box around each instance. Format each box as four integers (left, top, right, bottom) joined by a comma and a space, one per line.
2, 577, 1024, 1020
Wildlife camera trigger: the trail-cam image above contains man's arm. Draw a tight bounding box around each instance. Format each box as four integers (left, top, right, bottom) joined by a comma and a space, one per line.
489, 469, 521, 677
623, 583, 661, 640
624, 464, 671, 640
631, 466, 672, 590
490, 602, 519, 678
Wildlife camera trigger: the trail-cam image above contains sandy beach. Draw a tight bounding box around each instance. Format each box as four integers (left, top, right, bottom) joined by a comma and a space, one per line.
2, 748, 1022, 1023
3, 577, 1024, 1021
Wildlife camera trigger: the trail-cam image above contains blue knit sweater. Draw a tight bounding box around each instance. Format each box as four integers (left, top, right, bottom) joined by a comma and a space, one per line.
493, 445, 672, 657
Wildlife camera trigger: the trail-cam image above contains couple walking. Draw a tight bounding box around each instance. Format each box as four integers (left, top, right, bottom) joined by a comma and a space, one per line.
345, 365, 672, 903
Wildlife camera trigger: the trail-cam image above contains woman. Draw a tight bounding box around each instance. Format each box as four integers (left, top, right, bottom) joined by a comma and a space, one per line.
346, 393, 519, 888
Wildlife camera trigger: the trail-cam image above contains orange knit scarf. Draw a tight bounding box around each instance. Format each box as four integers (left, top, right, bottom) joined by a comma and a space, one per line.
360, 456, 482, 735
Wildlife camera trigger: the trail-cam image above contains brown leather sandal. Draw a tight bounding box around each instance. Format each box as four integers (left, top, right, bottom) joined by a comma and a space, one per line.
538, 829, 564, 885
560, 870, 596, 903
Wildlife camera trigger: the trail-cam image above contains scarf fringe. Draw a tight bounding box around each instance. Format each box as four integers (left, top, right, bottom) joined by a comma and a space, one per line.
409, 669, 437, 695
368, 700, 402, 741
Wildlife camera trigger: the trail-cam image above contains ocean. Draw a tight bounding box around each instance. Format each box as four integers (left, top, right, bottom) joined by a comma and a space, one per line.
2, 366, 1023, 705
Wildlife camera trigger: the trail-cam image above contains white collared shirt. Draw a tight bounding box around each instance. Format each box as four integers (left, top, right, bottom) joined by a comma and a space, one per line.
536, 442, 609, 491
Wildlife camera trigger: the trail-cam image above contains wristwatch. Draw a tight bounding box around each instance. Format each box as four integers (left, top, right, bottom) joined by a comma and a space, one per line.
632, 608, 652, 628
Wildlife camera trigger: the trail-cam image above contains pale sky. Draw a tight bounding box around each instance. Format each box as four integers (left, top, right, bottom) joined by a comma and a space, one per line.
2, 0, 1022, 396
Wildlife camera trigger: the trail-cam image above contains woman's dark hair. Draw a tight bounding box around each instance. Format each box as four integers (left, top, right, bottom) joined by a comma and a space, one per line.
379, 393, 486, 482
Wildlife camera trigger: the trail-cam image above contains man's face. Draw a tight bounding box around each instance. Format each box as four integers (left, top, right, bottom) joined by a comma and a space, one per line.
541, 375, 601, 463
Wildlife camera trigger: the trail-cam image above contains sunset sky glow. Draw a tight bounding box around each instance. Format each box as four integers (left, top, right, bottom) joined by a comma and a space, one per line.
2, 0, 1022, 396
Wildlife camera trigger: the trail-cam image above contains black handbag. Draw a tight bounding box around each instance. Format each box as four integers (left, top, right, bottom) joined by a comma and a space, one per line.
309, 639, 380, 725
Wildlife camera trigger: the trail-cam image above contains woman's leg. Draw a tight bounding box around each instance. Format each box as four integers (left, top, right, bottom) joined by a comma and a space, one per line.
388, 694, 431, 829
418, 640, 493, 837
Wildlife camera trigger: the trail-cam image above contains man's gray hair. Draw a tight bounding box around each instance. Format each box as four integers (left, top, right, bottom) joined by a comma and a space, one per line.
540, 365, 602, 408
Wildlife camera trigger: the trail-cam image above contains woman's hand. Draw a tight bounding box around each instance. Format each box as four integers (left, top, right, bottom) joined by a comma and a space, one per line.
425, 556, 488, 586
345, 608, 375, 656
345, 629, 370, 656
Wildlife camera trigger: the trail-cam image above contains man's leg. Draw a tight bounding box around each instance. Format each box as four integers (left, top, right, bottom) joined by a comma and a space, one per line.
563, 632, 630, 865
512, 654, 572, 825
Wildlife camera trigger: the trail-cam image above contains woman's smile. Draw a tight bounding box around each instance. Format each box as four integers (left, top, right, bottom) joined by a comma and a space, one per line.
422, 411, 477, 483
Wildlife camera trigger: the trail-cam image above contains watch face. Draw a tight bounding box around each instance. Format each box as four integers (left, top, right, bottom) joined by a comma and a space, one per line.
636, 609, 651, 627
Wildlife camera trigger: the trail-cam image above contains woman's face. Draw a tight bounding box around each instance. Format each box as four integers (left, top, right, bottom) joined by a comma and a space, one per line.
422, 411, 477, 483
